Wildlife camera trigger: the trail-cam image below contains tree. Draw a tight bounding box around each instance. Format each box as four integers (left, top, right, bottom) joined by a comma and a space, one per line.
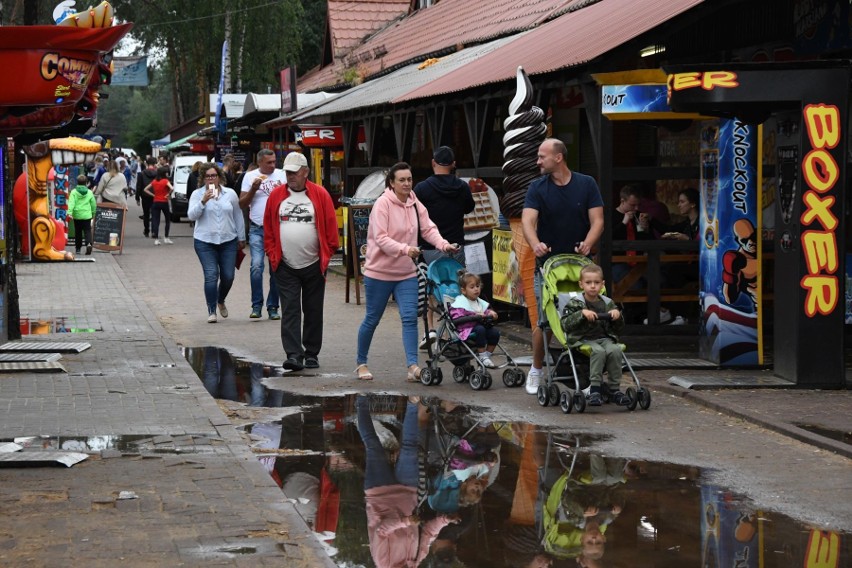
108, 0, 307, 127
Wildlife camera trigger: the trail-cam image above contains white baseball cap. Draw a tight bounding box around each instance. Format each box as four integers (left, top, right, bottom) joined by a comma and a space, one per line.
283, 152, 308, 172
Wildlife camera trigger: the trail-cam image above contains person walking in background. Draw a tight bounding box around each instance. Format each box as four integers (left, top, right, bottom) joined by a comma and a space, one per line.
67, 174, 97, 256
522, 138, 604, 396
188, 162, 246, 323
136, 156, 157, 237
413, 145, 475, 345
143, 167, 174, 246
355, 162, 459, 382
94, 158, 128, 209
239, 149, 284, 320
263, 152, 339, 372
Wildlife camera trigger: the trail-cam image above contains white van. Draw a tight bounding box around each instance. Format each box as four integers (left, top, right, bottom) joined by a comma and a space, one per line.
170, 155, 208, 221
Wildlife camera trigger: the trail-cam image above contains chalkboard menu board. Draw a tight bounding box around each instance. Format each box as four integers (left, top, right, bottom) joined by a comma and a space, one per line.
92, 202, 126, 253
346, 204, 372, 304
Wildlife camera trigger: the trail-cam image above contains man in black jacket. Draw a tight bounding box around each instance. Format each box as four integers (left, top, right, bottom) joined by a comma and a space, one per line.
136, 156, 158, 237
414, 146, 475, 342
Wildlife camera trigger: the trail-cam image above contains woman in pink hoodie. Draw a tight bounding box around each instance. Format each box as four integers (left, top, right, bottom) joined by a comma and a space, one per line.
358, 395, 453, 567
356, 162, 459, 382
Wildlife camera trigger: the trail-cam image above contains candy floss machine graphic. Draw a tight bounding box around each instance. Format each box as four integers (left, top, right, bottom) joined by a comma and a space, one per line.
699, 118, 762, 366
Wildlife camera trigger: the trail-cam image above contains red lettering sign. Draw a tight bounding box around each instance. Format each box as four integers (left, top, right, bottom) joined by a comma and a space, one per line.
299, 125, 343, 147
800, 104, 841, 317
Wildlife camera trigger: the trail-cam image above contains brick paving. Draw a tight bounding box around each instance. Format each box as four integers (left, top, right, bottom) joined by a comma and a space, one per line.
1, 202, 849, 565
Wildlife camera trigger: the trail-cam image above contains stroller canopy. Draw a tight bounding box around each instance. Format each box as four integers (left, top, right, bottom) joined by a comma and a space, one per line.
427, 257, 464, 304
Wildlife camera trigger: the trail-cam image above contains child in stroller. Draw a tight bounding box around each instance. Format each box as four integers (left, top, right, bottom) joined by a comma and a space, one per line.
450, 271, 501, 368
417, 257, 525, 390
560, 263, 630, 407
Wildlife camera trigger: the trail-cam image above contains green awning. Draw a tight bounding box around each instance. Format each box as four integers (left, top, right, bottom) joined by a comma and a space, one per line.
162, 133, 194, 151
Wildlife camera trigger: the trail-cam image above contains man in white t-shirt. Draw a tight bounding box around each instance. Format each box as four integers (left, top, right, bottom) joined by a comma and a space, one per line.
262, 152, 339, 371
240, 149, 285, 319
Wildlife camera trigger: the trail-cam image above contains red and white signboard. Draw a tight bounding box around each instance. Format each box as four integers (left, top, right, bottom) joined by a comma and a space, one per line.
298, 125, 343, 147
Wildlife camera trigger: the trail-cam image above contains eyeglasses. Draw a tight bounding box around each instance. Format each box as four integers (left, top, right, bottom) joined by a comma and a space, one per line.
204, 174, 219, 179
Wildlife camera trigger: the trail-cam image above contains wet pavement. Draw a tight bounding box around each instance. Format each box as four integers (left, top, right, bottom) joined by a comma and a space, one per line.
186, 346, 851, 567
1, 201, 850, 566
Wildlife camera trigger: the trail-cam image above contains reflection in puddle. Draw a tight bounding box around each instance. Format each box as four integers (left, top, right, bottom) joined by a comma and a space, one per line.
186, 346, 851, 567
0, 434, 218, 454
19, 316, 102, 334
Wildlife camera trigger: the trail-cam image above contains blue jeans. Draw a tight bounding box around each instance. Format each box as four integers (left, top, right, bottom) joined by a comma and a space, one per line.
358, 396, 420, 490
248, 223, 279, 312
194, 238, 238, 315
357, 276, 419, 367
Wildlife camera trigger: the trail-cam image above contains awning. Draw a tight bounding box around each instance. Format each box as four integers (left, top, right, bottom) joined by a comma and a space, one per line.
294, 35, 521, 121
162, 133, 194, 151
396, 0, 704, 102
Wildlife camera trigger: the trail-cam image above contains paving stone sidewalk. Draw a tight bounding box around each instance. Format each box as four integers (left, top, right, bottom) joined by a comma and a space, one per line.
0, 256, 335, 567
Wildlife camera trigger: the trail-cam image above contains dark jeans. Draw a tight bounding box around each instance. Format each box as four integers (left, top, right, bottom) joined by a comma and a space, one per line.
193, 238, 238, 315
140, 193, 153, 235
151, 201, 170, 238
358, 396, 420, 490
72, 218, 92, 251
469, 324, 500, 348
272, 260, 326, 361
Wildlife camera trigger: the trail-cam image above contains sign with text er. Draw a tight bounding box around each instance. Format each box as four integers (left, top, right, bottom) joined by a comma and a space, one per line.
298, 125, 343, 147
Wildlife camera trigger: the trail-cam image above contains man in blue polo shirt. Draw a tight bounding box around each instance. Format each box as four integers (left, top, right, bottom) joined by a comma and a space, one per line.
521, 137, 604, 395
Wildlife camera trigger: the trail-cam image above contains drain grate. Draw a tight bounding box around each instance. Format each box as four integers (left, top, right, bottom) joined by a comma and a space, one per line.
0, 341, 91, 353
0, 352, 62, 363
0, 361, 66, 373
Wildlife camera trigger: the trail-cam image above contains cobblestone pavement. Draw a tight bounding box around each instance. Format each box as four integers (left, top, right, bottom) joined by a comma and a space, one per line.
1, 201, 850, 567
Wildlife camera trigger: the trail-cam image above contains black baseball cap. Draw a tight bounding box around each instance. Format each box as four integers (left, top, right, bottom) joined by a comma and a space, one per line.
433, 146, 455, 166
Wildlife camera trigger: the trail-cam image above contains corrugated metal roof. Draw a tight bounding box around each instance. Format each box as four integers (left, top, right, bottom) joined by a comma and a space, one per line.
295, 35, 522, 120
327, 0, 410, 58
298, 0, 577, 92
396, 0, 704, 102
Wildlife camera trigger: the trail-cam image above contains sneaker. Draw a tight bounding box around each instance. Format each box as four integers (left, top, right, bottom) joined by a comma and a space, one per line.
75, 249, 81, 255
268, 308, 281, 320
304, 357, 319, 369
218, 303, 228, 318
154, 239, 161, 246
249, 309, 262, 319
163, 238, 174, 245
207, 313, 217, 324
610, 391, 631, 406
588, 392, 602, 406
283, 357, 304, 371
524, 368, 542, 395
419, 330, 437, 350
671, 316, 686, 325
643, 308, 672, 325
480, 355, 496, 369
85, 244, 92, 255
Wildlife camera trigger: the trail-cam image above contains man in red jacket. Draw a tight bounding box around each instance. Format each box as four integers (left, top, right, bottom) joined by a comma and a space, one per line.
263, 152, 339, 371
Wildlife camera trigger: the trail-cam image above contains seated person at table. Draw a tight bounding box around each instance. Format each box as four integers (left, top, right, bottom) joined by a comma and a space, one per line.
612, 185, 652, 290
560, 264, 628, 407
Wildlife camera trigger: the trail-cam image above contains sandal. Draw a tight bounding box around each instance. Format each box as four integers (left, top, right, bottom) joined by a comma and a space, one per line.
355, 364, 373, 381
406, 365, 421, 383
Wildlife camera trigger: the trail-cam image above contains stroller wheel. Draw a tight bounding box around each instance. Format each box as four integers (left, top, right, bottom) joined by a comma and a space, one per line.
537, 385, 550, 407
573, 392, 586, 413
559, 391, 572, 414
452, 366, 467, 383
547, 383, 560, 406
469, 371, 485, 390
513, 369, 526, 387
419, 367, 434, 386
483, 373, 493, 390
502, 369, 516, 388
638, 387, 651, 410
433, 368, 444, 385
625, 387, 638, 411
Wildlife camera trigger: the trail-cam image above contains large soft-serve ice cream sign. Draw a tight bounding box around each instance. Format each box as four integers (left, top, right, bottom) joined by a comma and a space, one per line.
666, 64, 849, 388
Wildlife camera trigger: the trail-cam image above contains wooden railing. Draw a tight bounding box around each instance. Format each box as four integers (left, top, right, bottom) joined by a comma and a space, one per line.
605, 240, 700, 325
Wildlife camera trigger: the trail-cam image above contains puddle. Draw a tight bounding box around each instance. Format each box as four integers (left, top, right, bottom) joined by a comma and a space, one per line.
19, 317, 102, 334
793, 423, 852, 445
186, 347, 851, 566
